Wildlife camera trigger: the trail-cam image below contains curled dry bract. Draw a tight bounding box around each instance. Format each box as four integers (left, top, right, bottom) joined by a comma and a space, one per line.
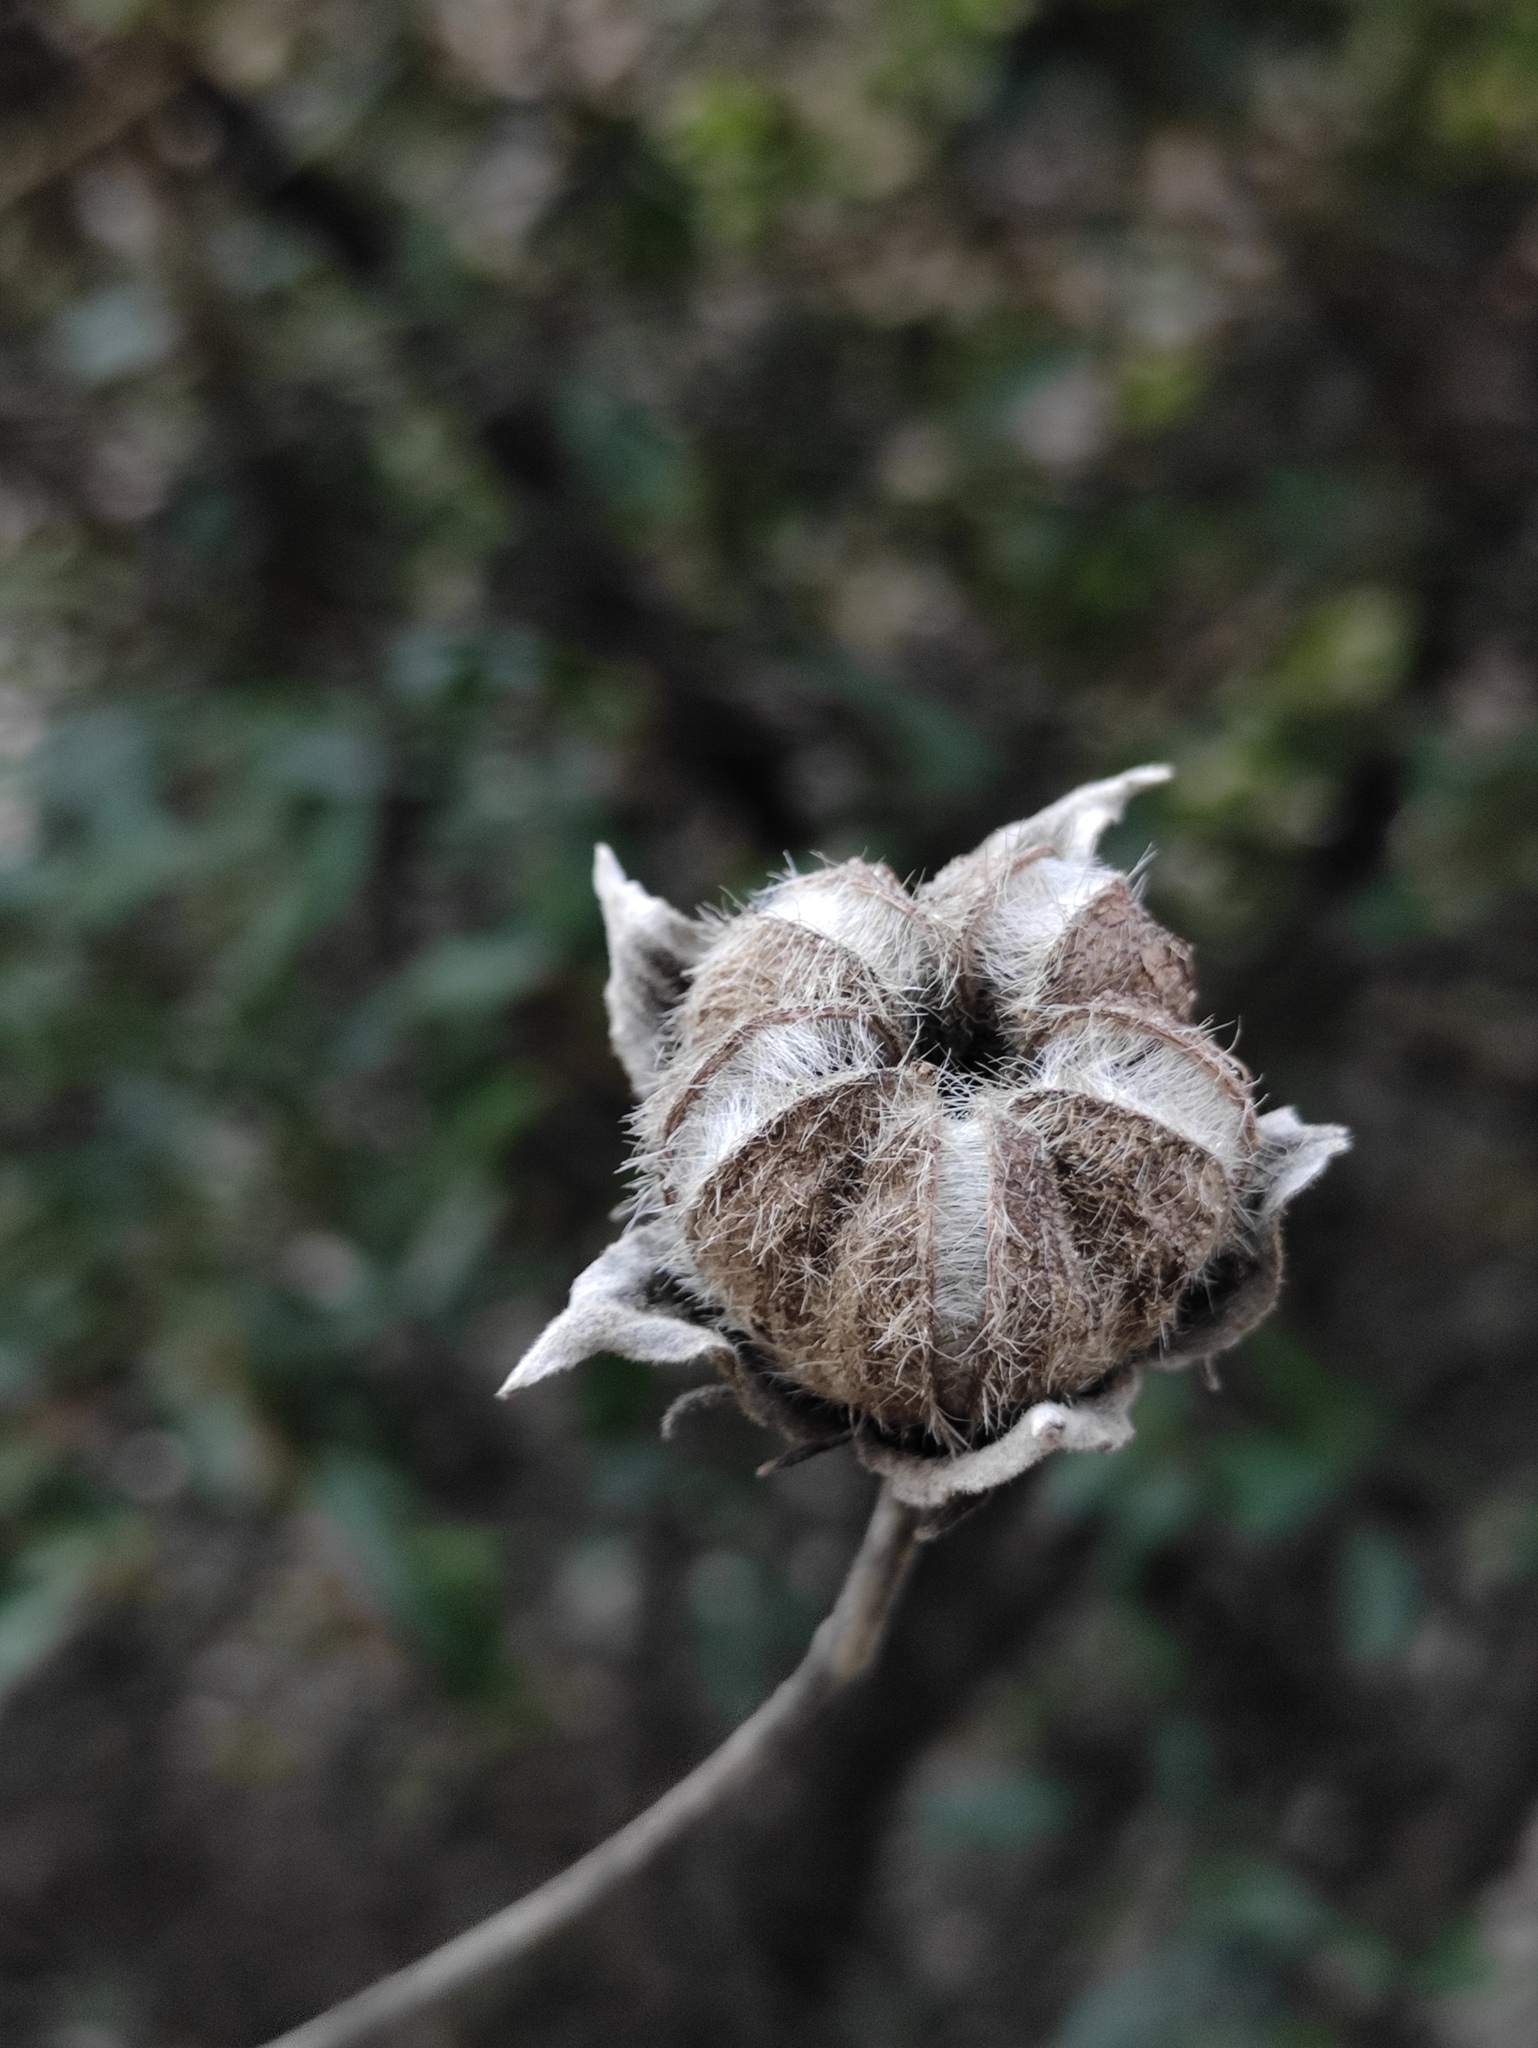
503, 769, 1350, 1509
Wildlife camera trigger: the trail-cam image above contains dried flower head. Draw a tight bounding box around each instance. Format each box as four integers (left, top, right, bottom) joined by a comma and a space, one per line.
501, 767, 1349, 1510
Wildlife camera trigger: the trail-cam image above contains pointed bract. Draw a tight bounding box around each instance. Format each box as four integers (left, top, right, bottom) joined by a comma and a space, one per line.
1253, 1106, 1352, 1220
593, 845, 708, 1096
497, 1225, 729, 1395
859, 1374, 1141, 1507
923, 762, 1173, 912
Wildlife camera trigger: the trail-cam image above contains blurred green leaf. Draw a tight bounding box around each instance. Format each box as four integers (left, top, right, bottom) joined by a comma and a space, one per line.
1052, 1942, 1276, 2048
687, 1546, 812, 1720
662, 78, 820, 246
396, 1175, 501, 1317
0, 1524, 121, 1701
916, 1764, 1072, 1851
576, 1352, 662, 1443
47, 284, 179, 385
1273, 589, 1415, 713
1338, 1526, 1422, 1665
146, 1309, 284, 1508
1153, 1716, 1216, 1815
556, 379, 700, 539
1242, 1328, 1386, 1476
312, 1452, 510, 1701
1189, 1855, 1331, 1963
804, 652, 992, 800
341, 927, 551, 1068
1212, 1435, 1338, 1542
405, 1523, 508, 1702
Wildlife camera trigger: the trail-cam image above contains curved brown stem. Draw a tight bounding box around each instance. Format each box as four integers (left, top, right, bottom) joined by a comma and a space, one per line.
255, 1483, 925, 2048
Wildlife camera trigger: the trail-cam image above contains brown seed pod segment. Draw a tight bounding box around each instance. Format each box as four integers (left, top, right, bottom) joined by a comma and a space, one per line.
686, 1070, 901, 1396
674, 914, 903, 1057
687, 1066, 1120, 1443
1037, 877, 1197, 1020
1024, 1090, 1232, 1364
973, 1101, 1094, 1408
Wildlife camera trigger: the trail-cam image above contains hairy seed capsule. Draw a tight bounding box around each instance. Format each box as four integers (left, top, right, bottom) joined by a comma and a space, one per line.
504, 771, 1350, 1509
636, 831, 1248, 1442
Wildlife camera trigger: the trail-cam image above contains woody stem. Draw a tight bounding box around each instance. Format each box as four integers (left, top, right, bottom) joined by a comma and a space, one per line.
255, 1482, 925, 2048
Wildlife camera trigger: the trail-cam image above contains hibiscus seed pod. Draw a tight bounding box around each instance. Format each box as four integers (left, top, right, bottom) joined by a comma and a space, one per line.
505, 768, 1351, 1510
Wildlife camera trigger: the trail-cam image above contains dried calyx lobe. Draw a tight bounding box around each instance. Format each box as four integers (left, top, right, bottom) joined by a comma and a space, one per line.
503, 768, 1349, 1507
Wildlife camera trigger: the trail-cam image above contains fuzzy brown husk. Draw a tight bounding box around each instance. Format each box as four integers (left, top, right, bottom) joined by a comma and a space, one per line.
676, 915, 906, 1054
646, 853, 1259, 1452
1038, 878, 1198, 1018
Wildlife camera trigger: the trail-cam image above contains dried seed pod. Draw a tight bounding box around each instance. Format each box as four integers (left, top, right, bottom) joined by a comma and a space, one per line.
504, 767, 1351, 1509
